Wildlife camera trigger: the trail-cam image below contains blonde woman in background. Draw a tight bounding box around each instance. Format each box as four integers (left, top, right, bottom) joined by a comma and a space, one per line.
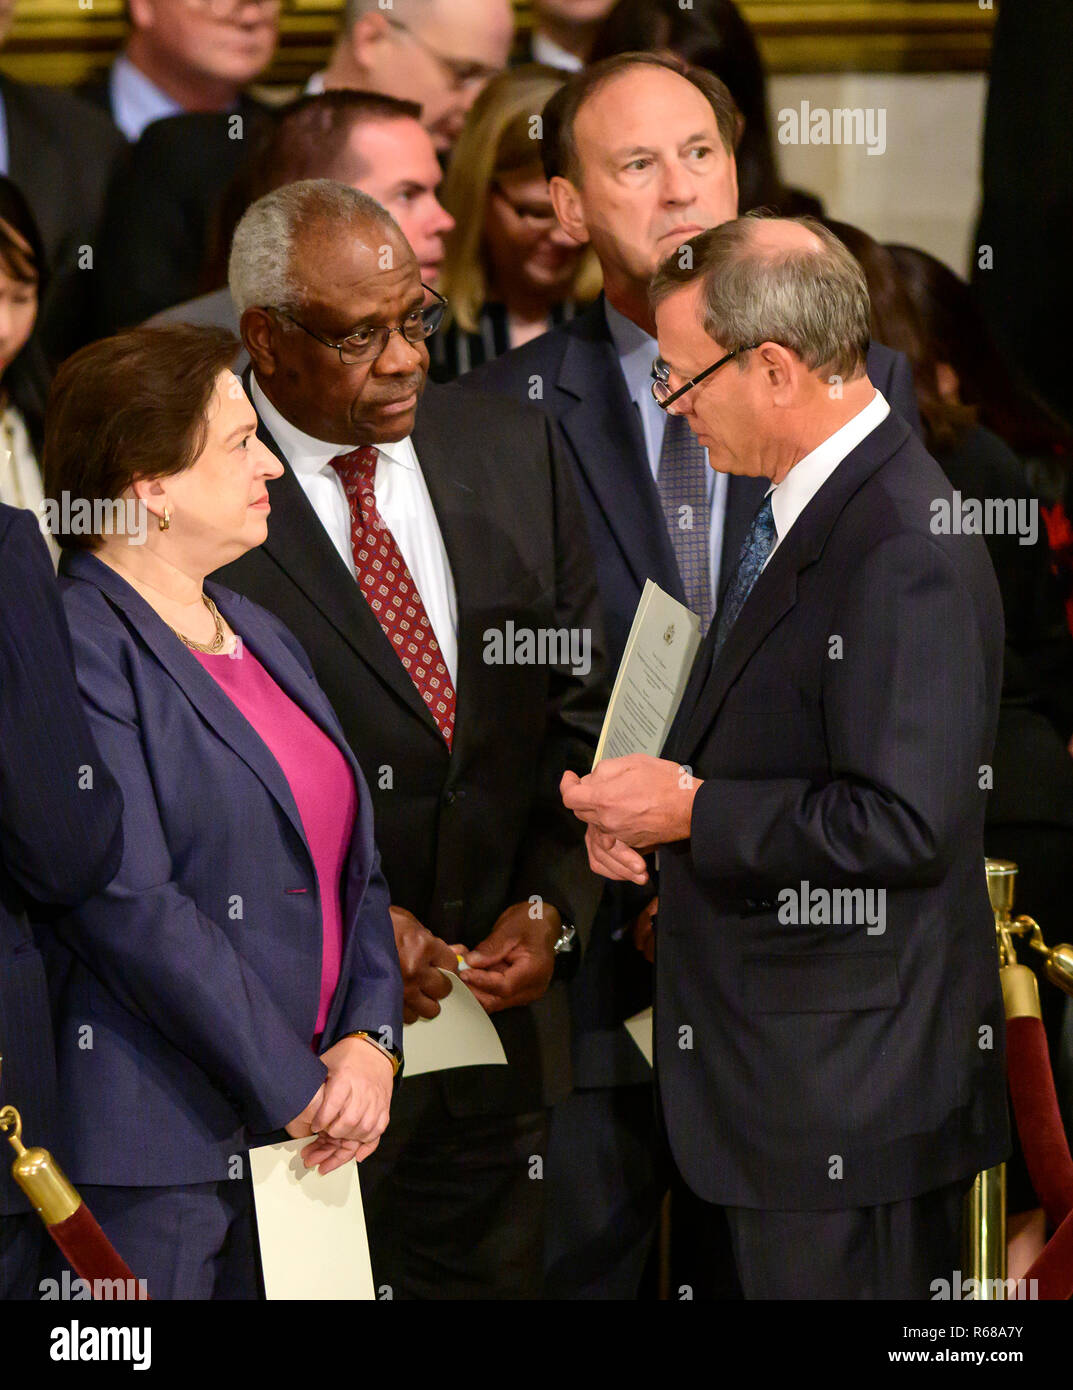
430, 64, 601, 381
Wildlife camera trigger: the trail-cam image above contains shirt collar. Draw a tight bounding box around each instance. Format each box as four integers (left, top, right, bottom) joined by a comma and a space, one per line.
604, 298, 658, 408
530, 32, 584, 71
768, 389, 890, 543
250, 375, 416, 474
110, 54, 186, 142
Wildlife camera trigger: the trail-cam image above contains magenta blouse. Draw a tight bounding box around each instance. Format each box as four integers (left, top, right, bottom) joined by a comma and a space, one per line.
192, 643, 357, 1039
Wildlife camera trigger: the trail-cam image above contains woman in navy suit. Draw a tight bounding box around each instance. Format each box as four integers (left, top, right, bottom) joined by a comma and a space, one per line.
39, 324, 403, 1300
0, 505, 123, 1299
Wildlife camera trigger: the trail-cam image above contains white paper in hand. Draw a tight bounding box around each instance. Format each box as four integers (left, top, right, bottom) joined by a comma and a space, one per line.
402, 968, 508, 1076
249, 1137, 375, 1300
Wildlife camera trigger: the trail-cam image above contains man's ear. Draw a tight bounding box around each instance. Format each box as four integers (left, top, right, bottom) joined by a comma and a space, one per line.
755, 342, 798, 404
241, 308, 276, 377
549, 176, 590, 247
348, 10, 390, 71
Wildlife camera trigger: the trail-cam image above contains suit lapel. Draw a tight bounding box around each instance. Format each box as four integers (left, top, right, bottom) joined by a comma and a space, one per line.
248, 380, 444, 740
672, 411, 911, 762
410, 384, 499, 754
557, 302, 685, 602
62, 552, 314, 856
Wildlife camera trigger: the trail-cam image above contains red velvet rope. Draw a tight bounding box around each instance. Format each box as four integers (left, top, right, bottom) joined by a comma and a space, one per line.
1005, 1014, 1073, 1229
1017, 1206, 1073, 1301
48, 1203, 149, 1299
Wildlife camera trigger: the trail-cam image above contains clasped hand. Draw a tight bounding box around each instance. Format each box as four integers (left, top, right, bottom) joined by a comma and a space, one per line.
559, 754, 701, 884
287, 1034, 394, 1173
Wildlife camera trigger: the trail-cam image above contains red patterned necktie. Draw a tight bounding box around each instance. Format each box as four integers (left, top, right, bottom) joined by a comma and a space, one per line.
329, 445, 455, 748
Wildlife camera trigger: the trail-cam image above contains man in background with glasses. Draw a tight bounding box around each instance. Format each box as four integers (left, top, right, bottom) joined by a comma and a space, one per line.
212, 178, 607, 1299
313, 0, 513, 154
78, 0, 279, 143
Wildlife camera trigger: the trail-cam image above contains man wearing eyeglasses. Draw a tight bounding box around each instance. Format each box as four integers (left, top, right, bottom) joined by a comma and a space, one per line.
464, 51, 924, 1300
78, 0, 279, 143
313, 0, 514, 154
561, 215, 1009, 1299
211, 178, 607, 1299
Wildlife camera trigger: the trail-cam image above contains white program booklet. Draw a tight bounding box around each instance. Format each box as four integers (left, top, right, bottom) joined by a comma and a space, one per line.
401, 969, 508, 1076
624, 1006, 654, 1067
593, 580, 702, 765
249, 1137, 375, 1300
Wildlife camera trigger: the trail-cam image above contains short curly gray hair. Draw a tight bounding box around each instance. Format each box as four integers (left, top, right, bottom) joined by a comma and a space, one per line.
228, 178, 401, 318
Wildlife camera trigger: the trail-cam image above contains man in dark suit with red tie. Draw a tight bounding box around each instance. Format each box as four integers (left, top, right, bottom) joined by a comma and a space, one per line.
562, 215, 1009, 1298
211, 177, 607, 1298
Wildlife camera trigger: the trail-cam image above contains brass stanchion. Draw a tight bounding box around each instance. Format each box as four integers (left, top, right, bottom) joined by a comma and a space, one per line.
961, 859, 1073, 1298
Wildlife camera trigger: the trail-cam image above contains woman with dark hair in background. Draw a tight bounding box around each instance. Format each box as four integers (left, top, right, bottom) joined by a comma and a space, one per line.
0, 176, 53, 552
432, 65, 602, 381
589, 0, 822, 216
887, 242, 1073, 638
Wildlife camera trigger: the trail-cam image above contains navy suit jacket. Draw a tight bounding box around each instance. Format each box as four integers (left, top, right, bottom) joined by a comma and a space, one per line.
658, 411, 1009, 1208
464, 299, 926, 1086
0, 508, 123, 1214
42, 551, 402, 1186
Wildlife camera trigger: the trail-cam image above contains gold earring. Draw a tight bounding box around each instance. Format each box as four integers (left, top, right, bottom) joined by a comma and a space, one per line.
159, 507, 170, 532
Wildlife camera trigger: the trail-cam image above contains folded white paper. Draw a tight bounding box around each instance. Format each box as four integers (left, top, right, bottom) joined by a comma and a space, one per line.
624, 1006, 653, 1067
249, 1137, 375, 1300
401, 968, 508, 1076
594, 580, 701, 765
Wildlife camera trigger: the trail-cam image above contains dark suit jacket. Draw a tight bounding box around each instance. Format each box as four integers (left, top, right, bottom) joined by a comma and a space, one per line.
212, 376, 608, 1116
657, 410, 1009, 1209
92, 98, 274, 335
0, 75, 125, 361
0, 509, 123, 1213
464, 299, 925, 1086
41, 551, 402, 1186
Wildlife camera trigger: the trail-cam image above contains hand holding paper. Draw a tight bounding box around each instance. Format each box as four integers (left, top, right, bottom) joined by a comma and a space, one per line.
455, 901, 558, 1013
562, 753, 701, 853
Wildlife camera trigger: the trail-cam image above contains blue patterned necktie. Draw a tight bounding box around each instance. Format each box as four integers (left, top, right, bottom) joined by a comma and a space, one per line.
657, 412, 712, 631
711, 493, 777, 660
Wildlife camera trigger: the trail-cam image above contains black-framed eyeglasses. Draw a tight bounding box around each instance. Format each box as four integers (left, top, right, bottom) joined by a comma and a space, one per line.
385, 18, 498, 90
651, 344, 760, 411
271, 285, 448, 366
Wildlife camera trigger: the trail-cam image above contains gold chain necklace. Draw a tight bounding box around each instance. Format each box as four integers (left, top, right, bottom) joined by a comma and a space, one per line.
172, 594, 227, 653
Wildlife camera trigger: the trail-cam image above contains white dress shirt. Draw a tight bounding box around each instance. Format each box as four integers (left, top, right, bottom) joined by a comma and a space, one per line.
109, 55, 186, 142
763, 389, 890, 569
251, 378, 459, 685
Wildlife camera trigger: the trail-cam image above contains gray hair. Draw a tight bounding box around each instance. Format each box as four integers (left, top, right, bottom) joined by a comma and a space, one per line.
228, 179, 401, 318
649, 214, 871, 381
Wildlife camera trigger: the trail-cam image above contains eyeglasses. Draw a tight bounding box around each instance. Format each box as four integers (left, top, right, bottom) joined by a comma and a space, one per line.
651, 344, 760, 411
271, 285, 448, 366
385, 18, 499, 91
185, 0, 280, 18
490, 183, 559, 231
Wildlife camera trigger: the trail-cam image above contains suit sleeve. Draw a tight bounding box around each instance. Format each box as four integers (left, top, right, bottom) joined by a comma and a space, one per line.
689, 532, 998, 890
53, 615, 328, 1134
0, 513, 123, 904
322, 846, 404, 1059
508, 417, 609, 946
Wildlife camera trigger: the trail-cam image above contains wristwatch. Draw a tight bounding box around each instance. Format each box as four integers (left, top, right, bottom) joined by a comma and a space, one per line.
551, 920, 578, 981
346, 1030, 402, 1078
